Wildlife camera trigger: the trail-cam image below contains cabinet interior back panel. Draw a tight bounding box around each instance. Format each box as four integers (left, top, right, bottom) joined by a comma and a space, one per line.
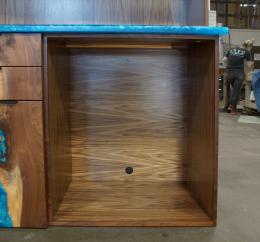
69, 48, 188, 184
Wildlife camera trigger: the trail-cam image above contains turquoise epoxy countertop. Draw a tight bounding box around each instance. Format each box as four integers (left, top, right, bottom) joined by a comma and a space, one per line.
0, 25, 229, 36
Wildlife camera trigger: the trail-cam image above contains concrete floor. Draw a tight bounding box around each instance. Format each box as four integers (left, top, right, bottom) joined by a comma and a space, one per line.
1, 113, 260, 242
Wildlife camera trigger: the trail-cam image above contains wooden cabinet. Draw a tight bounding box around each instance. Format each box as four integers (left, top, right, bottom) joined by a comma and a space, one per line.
0, 34, 219, 228
0, 34, 41, 66
0, 0, 219, 229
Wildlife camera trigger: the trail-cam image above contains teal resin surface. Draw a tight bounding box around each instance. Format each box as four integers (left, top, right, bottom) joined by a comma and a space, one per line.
0, 25, 229, 36
0, 183, 13, 227
0, 130, 7, 164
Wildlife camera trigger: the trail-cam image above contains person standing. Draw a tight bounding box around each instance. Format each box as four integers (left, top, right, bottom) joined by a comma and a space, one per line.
224, 43, 253, 115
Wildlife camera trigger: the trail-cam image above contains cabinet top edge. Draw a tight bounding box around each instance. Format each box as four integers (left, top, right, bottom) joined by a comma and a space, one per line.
0, 25, 229, 37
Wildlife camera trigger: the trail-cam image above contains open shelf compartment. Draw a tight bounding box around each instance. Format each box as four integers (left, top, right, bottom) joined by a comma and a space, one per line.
45, 35, 218, 227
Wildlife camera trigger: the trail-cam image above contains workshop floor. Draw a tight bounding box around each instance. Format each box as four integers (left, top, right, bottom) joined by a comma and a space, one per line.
1, 112, 260, 242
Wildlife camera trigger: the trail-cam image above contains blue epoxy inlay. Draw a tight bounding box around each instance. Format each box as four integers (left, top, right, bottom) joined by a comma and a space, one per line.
0, 25, 229, 36
0, 182, 13, 228
0, 130, 7, 164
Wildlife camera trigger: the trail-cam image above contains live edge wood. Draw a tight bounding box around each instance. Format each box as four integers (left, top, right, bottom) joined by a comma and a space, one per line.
0, 34, 42, 66
0, 101, 47, 227
0, 67, 42, 100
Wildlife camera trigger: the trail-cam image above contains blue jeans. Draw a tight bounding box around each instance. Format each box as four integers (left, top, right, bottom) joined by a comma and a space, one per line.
227, 69, 244, 107
252, 70, 260, 111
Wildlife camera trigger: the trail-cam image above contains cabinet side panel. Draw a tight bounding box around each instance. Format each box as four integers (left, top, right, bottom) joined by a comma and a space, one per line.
187, 40, 218, 224
46, 42, 72, 220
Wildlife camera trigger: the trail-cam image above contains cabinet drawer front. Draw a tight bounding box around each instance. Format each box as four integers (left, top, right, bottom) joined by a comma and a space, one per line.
0, 67, 42, 100
0, 101, 47, 228
0, 34, 41, 66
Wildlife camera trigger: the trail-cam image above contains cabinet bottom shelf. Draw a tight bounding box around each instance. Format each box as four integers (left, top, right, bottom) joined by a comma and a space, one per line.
50, 180, 213, 227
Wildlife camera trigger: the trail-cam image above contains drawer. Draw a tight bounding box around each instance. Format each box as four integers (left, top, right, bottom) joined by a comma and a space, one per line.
0, 34, 41, 66
0, 67, 42, 100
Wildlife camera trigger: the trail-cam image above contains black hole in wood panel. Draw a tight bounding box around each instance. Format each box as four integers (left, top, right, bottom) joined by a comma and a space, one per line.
125, 167, 133, 175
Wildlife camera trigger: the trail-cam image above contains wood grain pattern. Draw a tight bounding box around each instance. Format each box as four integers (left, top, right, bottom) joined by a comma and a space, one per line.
47, 44, 212, 226
0, 67, 42, 100
53, 181, 212, 226
0, 34, 41, 66
0, 101, 47, 227
187, 39, 218, 224
70, 48, 187, 183
0, 0, 207, 26
45, 36, 218, 227
45, 40, 72, 221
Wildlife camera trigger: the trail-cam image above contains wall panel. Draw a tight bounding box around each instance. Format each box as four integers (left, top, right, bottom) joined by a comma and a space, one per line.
0, 0, 207, 25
